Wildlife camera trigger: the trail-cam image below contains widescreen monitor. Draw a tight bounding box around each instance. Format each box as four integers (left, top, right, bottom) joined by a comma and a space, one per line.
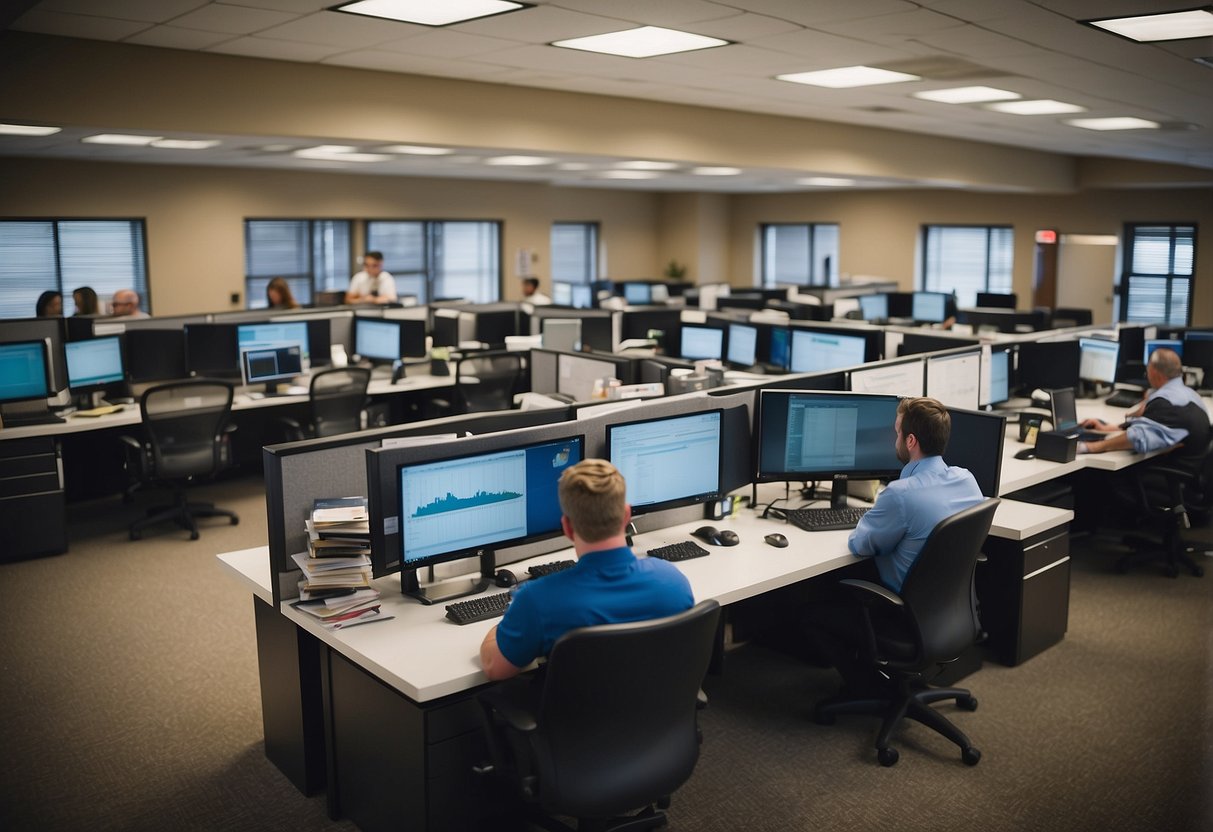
1079, 337, 1119, 384
981, 347, 1011, 406
571, 284, 593, 309
184, 323, 239, 378
65, 336, 124, 392
469, 306, 519, 347
125, 329, 187, 383
925, 350, 981, 411
943, 408, 1006, 498
976, 292, 1017, 309
727, 323, 758, 367
849, 358, 924, 397
623, 283, 652, 305
354, 317, 426, 362
912, 291, 949, 323
236, 321, 309, 365
680, 325, 724, 361
859, 294, 888, 322
1016, 340, 1080, 393
790, 329, 867, 373
0, 340, 51, 404
607, 409, 722, 514
899, 333, 979, 357
1144, 339, 1183, 363
241, 345, 303, 394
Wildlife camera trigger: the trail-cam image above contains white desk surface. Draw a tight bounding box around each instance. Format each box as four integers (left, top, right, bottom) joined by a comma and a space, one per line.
217, 546, 275, 604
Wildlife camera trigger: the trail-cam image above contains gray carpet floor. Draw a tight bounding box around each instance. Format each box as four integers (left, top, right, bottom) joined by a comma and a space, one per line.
1, 474, 1210, 832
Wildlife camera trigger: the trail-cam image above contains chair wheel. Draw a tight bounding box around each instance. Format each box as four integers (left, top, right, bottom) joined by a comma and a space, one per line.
231, 517, 239, 526
962, 746, 982, 766
190, 531, 200, 541
877, 747, 899, 767
958, 695, 978, 711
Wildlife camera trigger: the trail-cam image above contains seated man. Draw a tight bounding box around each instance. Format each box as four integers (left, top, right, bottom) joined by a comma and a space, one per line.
479, 459, 694, 681
344, 251, 397, 305
1079, 347, 1210, 475
110, 288, 149, 318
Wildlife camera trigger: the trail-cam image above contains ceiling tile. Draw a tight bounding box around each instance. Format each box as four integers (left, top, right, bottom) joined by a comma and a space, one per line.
10, 9, 152, 40
374, 29, 521, 59
550, 0, 737, 27
34, 0, 208, 23
321, 49, 515, 80
220, 0, 331, 11
123, 25, 236, 50
650, 44, 805, 76
171, 3, 299, 34
731, 0, 919, 27
204, 35, 346, 60
453, 5, 628, 43
681, 12, 805, 40
256, 10, 426, 46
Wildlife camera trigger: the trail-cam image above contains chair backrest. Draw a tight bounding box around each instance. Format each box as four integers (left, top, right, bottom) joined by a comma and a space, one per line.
899, 498, 1000, 665
455, 351, 525, 414
532, 600, 721, 818
309, 367, 371, 438
139, 379, 234, 480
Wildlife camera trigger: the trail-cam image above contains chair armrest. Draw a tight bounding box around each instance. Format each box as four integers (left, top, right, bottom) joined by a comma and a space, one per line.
976, 552, 988, 563
1146, 464, 1196, 483
222, 422, 237, 434
118, 435, 142, 451
839, 578, 905, 608
484, 695, 538, 733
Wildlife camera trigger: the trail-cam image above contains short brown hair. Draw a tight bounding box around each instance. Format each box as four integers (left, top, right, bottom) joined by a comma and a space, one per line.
897, 397, 951, 456
558, 459, 627, 543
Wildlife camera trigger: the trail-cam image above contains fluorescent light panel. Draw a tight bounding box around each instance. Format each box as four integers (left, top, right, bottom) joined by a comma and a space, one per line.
777, 66, 920, 88
81, 133, 162, 145
1085, 9, 1213, 42
485, 155, 553, 166
150, 139, 221, 150
601, 170, 660, 180
1066, 117, 1160, 131
986, 99, 1086, 115
691, 166, 741, 176
799, 177, 854, 187
294, 145, 392, 161
331, 0, 528, 27
616, 160, 679, 170
0, 123, 61, 136
382, 144, 454, 155
914, 86, 1020, 104
552, 26, 728, 58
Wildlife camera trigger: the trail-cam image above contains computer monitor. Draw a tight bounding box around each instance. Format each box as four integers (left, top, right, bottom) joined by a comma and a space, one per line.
397, 435, 584, 602
1144, 339, 1184, 363
898, 333, 979, 357
65, 336, 125, 405
0, 317, 67, 394
727, 323, 758, 367
912, 291, 949, 323
981, 347, 1011, 406
680, 325, 724, 361
943, 408, 1006, 498
354, 317, 427, 363
0, 340, 51, 405
859, 294, 889, 322
469, 305, 520, 347
623, 283, 653, 305
571, 284, 594, 309
241, 345, 303, 395
849, 358, 924, 397
768, 326, 790, 370
1078, 337, 1119, 385
607, 409, 722, 514
716, 295, 767, 313
620, 308, 681, 352
184, 323, 240, 379
925, 350, 981, 411
976, 292, 1017, 309
551, 281, 573, 307
756, 390, 903, 506
790, 329, 867, 373
1049, 387, 1082, 432
237, 321, 309, 366
1015, 340, 1080, 393
1183, 337, 1213, 390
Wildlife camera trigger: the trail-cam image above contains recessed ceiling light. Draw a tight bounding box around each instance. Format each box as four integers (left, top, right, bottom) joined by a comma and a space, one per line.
798, 177, 854, 187
381, 144, 454, 155
691, 166, 741, 176
330, 0, 529, 27
150, 139, 221, 150
1083, 9, 1213, 42
776, 66, 920, 89
556, 162, 592, 171
294, 145, 392, 162
81, 133, 163, 146
1065, 117, 1160, 131
986, 99, 1087, 115
0, 123, 61, 136
485, 155, 554, 166
552, 26, 729, 58
913, 86, 1020, 104
600, 170, 661, 179
616, 160, 679, 170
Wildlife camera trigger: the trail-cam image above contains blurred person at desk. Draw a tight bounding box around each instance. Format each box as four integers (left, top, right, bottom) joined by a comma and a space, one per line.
479, 459, 693, 682
36, 290, 62, 317
72, 286, 99, 316
265, 276, 300, 310
111, 288, 149, 318
344, 251, 397, 305
1079, 348, 1210, 473
521, 277, 551, 306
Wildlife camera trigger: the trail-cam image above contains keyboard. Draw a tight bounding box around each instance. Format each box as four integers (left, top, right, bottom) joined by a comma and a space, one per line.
786, 506, 870, 532
445, 592, 511, 625
1106, 389, 1144, 408
527, 559, 576, 579
646, 541, 710, 562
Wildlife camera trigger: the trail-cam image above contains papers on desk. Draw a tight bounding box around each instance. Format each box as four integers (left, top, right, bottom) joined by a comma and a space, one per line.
292, 585, 392, 629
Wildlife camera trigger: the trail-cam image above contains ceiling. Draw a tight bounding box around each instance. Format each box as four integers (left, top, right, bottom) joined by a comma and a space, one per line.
5, 0, 1213, 191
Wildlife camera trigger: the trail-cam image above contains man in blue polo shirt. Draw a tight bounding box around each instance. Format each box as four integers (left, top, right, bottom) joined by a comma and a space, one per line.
479, 459, 694, 681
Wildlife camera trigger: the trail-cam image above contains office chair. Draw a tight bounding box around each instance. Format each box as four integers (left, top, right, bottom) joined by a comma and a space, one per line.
1117, 439, 1212, 578
120, 379, 239, 541
477, 600, 721, 832
279, 367, 371, 440
814, 498, 999, 767
452, 350, 526, 414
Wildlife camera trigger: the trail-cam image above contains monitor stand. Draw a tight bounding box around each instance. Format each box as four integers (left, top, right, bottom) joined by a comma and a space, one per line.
402, 549, 494, 605
830, 475, 850, 510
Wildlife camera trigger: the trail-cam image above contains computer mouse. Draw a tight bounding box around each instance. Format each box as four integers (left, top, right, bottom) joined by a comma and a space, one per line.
1013, 448, 1036, 460
692, 526, 723, 545
493, 569, 518, 588
717, 529, 740, 547
764, 533, 789, 548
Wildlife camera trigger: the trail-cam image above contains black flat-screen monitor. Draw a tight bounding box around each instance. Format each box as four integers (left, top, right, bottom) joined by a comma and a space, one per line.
65, 336, 125, 392
184, 323, 239, 379
790, 328, 868, 373
621, 309, 681, 351
1114, 326, 1146, 383
943, 408, 1006, 498
241, 345, 303, 394
1183, 337, 1213, 388
469, 305, 519, 347
716, 295, 767, 313
0, 340, 51, 404
607, 409, 723, 514
859, 294, 888, 322
727, 322, 758, 367
899, 333, 979, 357
354, 317, 427, 362
912, 291, 949, 323
1015, 340, 1080, 393
126, 329, 187, 383
1079, 337, 1119, 384
680, 324, 724, 361
237, 321, 310, 366
0, 317, 67, 394
976, 292, 1017, 309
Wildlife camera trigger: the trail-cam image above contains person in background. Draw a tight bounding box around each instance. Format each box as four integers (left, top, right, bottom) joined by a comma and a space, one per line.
345, 251, 397, 304
36, 291, 62, 317
72, 286, 99, 316
111, 288, 150, 318
266, 277, 300, 310
521, 277, 552, 305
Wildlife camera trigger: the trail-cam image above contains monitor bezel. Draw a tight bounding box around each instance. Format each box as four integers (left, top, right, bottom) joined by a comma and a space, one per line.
789, 327, 870, 373
64, 335, 126, 393
605, 408, 725, 515
0, 339, 52, 405
241, 344, 304, 387
943, 406, 1006, 499
354, 317, 426, 363
1078, 336, 1120, 384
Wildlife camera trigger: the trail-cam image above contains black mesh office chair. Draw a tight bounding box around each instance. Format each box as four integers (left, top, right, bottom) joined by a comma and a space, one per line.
1118, 438, 1212, 578
452, 350, 526, 414
280, 367, 371, 440
478, 600, 721, 832
814, 498, 999, 766
120, 379, 239, 541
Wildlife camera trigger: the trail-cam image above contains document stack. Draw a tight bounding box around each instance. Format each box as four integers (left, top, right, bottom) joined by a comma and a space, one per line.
291, 497, 391, 629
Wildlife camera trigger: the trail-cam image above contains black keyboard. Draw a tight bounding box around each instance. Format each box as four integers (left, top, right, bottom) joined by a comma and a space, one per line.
646, 541, 710, 562
1106, 389, 1144, 408
786, 506, 870, 532
445, 592, 511, 625
527, 559, 576, 579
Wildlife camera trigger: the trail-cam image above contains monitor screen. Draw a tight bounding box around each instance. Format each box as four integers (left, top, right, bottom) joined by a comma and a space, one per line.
1144, 339, 1184, 363
859, 294, 888, 321
355, 318, 400, 361
1079, 337, 1119, 384
912, 292, 948, 323
981, 347, 1011, 406
65, 336, 124, 390
790, 329, 867, 373
1050, 386, 1080, 432
242, 345, 303, 386
237, 321, 309, 364
125, 329, 186, 383
925, 350, 981, 411
472, 308, 519, 346
398, 436, 584, 568
551, 282, 573, 307
623, 283, 652, 305
0, 340, 50, 404
943, 408, 1006, 498
727, 323, 758, 367
184, 323, 239, 378
571, 284, 594, 309
680, 325, 724, 361
849, 358, 923, 397
607, 409, 722, 513
768, 327, 790, 370
1016, 340, 1080, 393
756, 390, 902, 482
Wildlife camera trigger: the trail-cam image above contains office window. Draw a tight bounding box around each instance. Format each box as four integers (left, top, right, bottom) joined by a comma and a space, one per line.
0, 219, 149, 319
920, 225, 1012, 308
367, 220, 501, 304
551, 222, 598, 284
761, 223, 839, 287
244, 219, 351, 308
1120, 223, 1196, 326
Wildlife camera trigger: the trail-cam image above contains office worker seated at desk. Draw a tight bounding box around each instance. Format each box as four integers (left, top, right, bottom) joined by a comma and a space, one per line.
810, 398, 983, 691
344, 250, 397, 305
111, 288, 149, 318
479, 459, 694, 681
520, 277, 552, 306
1078, 348, 1210, 474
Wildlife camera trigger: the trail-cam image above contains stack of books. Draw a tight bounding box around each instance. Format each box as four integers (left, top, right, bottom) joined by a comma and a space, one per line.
292, 497, 391, 630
